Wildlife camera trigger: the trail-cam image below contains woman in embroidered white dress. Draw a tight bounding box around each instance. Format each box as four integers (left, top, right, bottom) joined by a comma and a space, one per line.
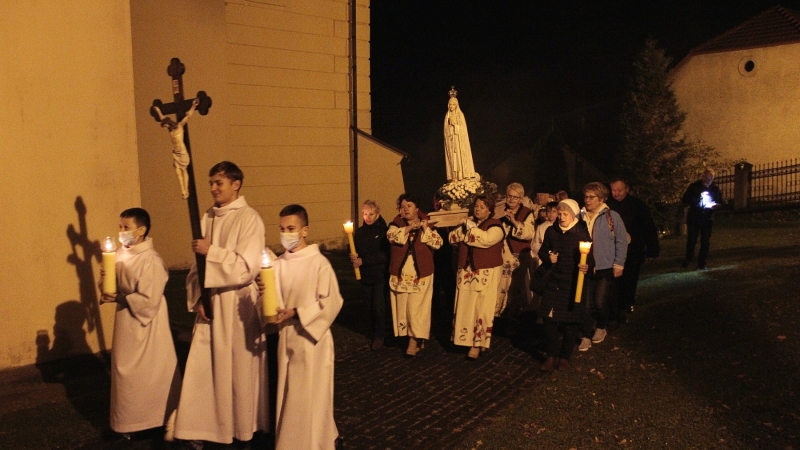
387, 194, 443, 356
448, 195, 505, 359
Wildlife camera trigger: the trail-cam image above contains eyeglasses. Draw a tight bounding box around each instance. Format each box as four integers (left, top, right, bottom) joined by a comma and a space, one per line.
507, 195, 522, 200
584, 195, 598, 200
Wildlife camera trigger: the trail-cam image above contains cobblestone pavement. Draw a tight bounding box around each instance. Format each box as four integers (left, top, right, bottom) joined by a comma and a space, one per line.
332, 328, 543, 450
5, 217, 800, 449
0, 251, 546, 450
329, 252, 545, 450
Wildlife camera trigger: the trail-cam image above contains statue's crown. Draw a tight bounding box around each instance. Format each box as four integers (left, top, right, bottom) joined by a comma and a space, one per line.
448, 86, 457, 98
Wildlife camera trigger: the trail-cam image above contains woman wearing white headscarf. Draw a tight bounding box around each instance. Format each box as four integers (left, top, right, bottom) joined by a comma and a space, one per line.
537, 199, 593, 372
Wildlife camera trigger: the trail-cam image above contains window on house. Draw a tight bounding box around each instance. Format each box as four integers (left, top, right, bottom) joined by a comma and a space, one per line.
738, 57, 757, 76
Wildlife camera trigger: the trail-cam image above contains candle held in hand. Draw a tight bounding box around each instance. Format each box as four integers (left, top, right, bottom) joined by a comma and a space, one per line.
102, 236, 117, 295
343, 221, 361, 280
574, 241, 592, 303
260, 249, 279, 323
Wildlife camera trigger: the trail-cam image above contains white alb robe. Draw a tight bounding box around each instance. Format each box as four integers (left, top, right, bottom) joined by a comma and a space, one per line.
174, 196, 268, 444
449, 225, 504, 349
110, 238, 181, 433
273, 244, 343, 450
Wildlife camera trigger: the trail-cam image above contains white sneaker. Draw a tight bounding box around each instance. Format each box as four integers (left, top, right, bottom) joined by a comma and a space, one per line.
592, 328, 607, 344
578, 337, 592, 352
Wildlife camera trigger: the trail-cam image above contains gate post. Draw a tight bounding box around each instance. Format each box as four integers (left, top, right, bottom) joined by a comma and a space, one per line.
734, 162, 753, 209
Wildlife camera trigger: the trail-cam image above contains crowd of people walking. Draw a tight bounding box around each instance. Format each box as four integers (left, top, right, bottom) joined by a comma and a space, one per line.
349, 179, 670, 373
99, 160, 721, 449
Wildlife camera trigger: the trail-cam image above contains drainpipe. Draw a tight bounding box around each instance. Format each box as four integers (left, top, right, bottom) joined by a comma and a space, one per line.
349, 0, 359, 221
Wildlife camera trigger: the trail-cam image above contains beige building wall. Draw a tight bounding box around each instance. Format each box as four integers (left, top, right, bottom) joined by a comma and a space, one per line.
672, 43, 800, 165
130, 0, 230, 268
225, 0, 372, 248
131, 0, 373, 265
1, 0, 388, 370
0, 1, 138, 369
357, 133, 406, 222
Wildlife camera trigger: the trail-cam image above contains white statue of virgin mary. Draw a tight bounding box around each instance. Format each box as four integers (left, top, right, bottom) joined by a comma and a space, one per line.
443, 87, 478, 181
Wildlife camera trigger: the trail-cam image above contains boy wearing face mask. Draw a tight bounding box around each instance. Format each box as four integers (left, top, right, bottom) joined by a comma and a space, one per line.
271, 204, 343, 450
99, 208, 181, 441
173, 161, 268, 448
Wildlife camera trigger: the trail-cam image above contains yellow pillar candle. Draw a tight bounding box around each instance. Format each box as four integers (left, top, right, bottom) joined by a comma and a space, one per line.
101, 236, 117, 295
343, 221, 361, 280
260, 250, 279, 323
574, 241, 592, 303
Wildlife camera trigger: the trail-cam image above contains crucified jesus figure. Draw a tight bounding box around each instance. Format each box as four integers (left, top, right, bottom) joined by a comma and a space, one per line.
152, 98, 199, 199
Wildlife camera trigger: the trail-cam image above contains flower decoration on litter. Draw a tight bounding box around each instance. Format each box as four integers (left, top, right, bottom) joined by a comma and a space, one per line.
436, 178, 497, 210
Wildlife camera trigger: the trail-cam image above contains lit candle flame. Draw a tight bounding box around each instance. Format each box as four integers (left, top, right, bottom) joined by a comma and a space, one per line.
260, 249, 279, 323
343, 221, 354, 234
574, 241, 592, 303
101, 236, 117, 294
261, 249, 272, 268
342, 221, 360, 280
103, 236, 116, 253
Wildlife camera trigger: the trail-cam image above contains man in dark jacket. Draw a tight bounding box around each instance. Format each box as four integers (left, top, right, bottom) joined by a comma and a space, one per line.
607, 178, 660, 322
351, 200, 390, 350
681, 169, 723, 270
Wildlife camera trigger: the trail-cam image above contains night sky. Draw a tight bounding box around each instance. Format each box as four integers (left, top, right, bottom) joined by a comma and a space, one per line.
369, 1, 800, 199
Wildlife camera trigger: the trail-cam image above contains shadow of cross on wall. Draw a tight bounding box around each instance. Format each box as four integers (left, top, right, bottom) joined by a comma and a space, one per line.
65, 196, 106, 352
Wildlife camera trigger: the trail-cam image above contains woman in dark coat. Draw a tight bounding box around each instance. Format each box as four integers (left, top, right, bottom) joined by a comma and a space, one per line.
351, 200, 390, 350
537, 199, 594, 371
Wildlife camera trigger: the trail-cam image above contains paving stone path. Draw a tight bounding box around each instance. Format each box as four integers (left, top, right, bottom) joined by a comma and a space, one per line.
0, 251, 547, 450
332, 328, 542, 450
328, 252, 545, 449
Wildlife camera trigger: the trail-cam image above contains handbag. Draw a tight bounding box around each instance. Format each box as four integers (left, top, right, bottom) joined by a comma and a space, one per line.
529, 263, 551, 295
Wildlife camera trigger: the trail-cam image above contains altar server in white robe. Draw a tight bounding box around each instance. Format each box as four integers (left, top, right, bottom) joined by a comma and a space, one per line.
174, 161, 269, 446
271, 204, 343, 450
101, 208, 181, 437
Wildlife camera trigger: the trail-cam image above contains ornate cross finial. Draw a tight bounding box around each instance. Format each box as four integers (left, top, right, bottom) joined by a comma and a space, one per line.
448, 86, 458, 98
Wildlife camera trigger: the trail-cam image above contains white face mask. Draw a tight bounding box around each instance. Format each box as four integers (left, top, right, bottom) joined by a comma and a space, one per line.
280, 232, 301, 251
118, 230, 139, 247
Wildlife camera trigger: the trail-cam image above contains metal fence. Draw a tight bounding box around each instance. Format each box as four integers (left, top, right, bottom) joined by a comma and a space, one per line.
714, 158, 800, 209
715, 167, 735, 204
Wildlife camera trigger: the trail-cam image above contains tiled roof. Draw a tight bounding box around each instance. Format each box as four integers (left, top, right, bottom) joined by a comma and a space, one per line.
691, 5, 800, 55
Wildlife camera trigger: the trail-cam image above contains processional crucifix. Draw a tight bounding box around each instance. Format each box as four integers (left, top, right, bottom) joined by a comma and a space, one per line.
150, 58, 215, 319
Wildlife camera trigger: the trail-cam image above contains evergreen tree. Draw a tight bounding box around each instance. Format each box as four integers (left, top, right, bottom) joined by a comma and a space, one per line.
619, 39, 716, 208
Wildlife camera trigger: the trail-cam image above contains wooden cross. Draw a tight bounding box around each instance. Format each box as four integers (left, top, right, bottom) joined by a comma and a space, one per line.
150, 58, 215, 319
